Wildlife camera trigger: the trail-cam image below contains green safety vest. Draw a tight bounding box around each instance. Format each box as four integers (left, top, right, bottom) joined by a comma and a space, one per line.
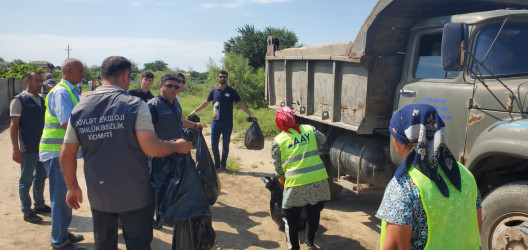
274, 125, 328, 188
380, 162, 481, 249
39, 82, 79, 152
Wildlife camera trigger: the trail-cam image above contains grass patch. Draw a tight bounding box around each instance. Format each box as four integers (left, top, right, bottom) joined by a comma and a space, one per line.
179, 84, 279, 139
251, 164, 258, 169
226, 158, 240, 173
321, 215, 338, 222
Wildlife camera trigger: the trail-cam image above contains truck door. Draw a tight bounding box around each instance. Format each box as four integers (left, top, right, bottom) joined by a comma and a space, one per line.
395, 28, 473, 163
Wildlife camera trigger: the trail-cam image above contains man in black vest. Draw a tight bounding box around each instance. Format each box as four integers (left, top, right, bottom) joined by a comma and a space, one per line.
128, 71, 154, 103
60, 56, 192, 249
10, 71, 51, 224
148, 73, 203, 141
147, 73, 203, 228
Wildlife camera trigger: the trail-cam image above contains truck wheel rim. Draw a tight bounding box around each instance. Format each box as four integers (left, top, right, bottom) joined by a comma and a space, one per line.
490, 213, 528, 250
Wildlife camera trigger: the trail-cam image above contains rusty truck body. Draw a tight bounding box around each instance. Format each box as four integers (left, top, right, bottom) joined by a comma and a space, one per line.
265, 0, 528, 248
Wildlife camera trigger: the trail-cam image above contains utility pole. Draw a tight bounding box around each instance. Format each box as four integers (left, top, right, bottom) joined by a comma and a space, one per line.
65, 44, 72, 58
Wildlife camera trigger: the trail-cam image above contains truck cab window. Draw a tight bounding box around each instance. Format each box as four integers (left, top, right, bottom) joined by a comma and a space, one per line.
472, 23, 528, 78
414, 33, 459, 79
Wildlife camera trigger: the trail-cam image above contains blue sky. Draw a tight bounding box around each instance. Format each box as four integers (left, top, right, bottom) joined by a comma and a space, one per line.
0, 0, 377, 72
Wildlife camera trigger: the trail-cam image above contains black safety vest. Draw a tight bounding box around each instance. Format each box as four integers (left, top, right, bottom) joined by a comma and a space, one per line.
70, 89, 152, 212
16, 94, 45, 153
147, 95, 184, 141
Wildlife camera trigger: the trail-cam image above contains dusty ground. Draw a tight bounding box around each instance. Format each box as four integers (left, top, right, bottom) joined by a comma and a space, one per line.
0, 114, 382, 250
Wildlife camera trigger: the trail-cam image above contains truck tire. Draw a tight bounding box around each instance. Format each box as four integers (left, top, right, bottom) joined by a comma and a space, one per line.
481, 181, 528, 250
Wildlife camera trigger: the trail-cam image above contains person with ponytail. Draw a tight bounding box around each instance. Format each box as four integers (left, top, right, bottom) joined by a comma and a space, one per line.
376, 104, 482, 249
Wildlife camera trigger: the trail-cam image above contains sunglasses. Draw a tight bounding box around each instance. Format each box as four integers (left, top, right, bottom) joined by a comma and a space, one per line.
177, 79, 186, 84
218, 75, 227, 79
163, 84, 179, 89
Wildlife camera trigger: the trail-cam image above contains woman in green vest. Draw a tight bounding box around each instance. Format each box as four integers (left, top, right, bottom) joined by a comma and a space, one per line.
271, 106, 331, 250
376, 104, 482, 249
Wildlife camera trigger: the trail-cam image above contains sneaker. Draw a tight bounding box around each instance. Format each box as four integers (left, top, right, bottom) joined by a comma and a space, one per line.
23, 212, 42, 224
305, 240, 315, 248
33, 204, 51, 214
67, 232, 84, 244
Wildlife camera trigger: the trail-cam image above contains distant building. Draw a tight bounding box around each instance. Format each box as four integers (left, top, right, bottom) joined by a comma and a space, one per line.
31, 61, 55, 72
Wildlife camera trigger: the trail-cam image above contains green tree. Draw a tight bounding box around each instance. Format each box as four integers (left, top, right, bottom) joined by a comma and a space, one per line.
8, 59, 26, 67
130, 60, 140, 80
1, 63, 44, 79
223, 25, 299, 70
84, 64, 101, 81
221, 53, 267, 108
143, 60, 168, 72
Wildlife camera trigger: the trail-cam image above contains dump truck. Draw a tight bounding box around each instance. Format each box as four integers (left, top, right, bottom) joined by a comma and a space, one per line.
265, 0, 528, 248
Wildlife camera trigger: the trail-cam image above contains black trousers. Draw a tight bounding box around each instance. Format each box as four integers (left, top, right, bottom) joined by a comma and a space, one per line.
282, 201, 324, 250
91, 203, 154, 250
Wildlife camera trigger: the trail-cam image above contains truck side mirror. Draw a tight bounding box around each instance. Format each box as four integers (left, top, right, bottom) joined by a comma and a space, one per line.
442, 22, 468, 71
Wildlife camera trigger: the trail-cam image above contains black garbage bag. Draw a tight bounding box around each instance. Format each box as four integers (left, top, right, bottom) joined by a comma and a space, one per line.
172, 213, 216, 250
152, 153, 210, 221
244, 120, 264, 150
195, 131, 221, 205
151, 152, 216, 249
261, 176, 306, 231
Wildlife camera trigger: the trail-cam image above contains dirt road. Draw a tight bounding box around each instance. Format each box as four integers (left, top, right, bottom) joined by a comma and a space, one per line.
0, 116, 382, 250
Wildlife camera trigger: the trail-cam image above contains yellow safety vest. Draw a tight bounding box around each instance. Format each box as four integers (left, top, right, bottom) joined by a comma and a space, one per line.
39, 82, 79, 152
274, 125, 328, 188
380, 162, 481, 249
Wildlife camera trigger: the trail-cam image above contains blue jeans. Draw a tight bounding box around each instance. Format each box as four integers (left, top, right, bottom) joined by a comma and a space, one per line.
44, 158, 72, 246
19, 152, 47, 215
211, 120, 233, 170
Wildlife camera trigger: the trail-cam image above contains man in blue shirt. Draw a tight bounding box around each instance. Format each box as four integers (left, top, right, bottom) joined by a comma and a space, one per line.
190, 70, 254, 172
40, 58, 85, 250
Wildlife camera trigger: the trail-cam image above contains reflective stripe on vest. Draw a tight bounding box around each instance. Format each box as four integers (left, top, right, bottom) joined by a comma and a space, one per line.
380, 163, 481, 249
274, 125, 328, 188
39, 82, 79, 152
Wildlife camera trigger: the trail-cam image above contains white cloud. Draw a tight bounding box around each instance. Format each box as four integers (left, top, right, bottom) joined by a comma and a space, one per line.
200, 0, 290, 9
0, 34, 223, 72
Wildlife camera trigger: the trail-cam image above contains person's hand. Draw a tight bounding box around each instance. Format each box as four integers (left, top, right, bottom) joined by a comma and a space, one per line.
250, 114, 256, 121
278, 177, 285, 187
172, 138, 192, 154
12, 148, 22, 164
195, 122, 203, 130
189, 110, 197, 117
66, 187, 83, 210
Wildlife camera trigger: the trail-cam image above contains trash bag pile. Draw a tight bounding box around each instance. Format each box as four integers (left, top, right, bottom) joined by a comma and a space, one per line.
244, 120, 265, 150
151, 128, 220, 249
261, 176, 307, 231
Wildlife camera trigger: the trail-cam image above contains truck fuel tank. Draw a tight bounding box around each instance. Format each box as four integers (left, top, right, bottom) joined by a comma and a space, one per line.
329, 135, 394, 188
